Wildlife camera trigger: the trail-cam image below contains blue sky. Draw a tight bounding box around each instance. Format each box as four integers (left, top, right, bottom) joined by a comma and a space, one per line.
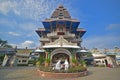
0, 0, 120, 49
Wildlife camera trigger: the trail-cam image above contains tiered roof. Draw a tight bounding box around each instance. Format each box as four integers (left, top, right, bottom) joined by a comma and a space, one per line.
51, 4, 71, 19
36, 5, 86, 37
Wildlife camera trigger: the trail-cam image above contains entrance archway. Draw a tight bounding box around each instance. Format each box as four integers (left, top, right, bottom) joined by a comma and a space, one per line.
52, 53, 69, 63
51, 49, 72, 63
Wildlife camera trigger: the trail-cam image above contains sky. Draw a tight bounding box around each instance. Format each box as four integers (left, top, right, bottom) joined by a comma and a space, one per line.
0, 0, 120, 49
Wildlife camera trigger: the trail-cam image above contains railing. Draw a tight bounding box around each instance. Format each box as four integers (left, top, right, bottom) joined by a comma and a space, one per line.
47, 32, 75, 38
47, 32, 57, 37
40, 38, 50, 41
64, 33, 75, 38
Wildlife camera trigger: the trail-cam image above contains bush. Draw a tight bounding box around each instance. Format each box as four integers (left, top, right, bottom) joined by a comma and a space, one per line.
38, 56, 45, 64
0, 54, 5, 60
28, 60, 36, 65
68, 66, 87, 73
80, 59, 87, 66
17, 64, 28, 66
39, 65, 52, 72
38, 65, 87, 73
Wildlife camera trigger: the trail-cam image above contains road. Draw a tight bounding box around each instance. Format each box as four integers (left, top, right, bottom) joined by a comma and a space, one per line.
0, 66, 120, 80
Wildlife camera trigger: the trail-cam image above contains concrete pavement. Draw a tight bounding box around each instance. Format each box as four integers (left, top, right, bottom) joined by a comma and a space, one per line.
0, 66, 120, 80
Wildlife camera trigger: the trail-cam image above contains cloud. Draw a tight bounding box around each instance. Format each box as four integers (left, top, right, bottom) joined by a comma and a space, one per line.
106, 24, 120, 30
0, 0, 74, 49
0, 1, 10, 14
18, 22, 37, 31
20, 40, 35, 48
82, 34, 120, 49
8, 32, 21, 36
11, 40, 37, 48
82, 23, 120, 49
0, 0, 70, 20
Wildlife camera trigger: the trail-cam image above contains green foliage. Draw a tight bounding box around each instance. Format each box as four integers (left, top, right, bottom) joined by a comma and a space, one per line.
45, 58, 50, 63
68, 66, 87, 73
85, 52, 93, 57
72, 58, 77, 63
80, 59, 87, 66
39, 65, 52, 72
45, 49, 52, 54
68, 48, 75, 54
38, 65, 87, 73
28, 60, 36, 65
38, 56, 45, 64
0, 38, 12, 48
0, 54, 5, 65
0, 54, 5, 60
17, 64, 28, 66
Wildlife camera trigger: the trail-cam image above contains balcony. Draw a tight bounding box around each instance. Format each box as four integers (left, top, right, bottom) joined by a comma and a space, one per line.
47, 32, 58, 37
47, 32, 75, 38
40, 38, 50, 42
64, 33, 75, 38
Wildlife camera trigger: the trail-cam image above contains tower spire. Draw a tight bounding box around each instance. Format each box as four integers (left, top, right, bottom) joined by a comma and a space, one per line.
51, 4, 71, 19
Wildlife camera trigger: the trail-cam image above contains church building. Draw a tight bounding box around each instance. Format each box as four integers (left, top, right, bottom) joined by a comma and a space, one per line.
36, 5, 86, 66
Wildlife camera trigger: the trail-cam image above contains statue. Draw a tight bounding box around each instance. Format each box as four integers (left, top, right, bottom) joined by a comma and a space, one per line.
64, 59, 69, 71
55, 60, 61, 70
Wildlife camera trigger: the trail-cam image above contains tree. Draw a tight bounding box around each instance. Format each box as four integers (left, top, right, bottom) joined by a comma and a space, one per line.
0, 38, 12, 48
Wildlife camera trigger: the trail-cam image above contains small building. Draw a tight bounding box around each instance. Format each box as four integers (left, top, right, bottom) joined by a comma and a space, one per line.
29, 49, 45, 60
91, 48, 120, 67
16, 53, 30, 66
16, 48, 34, 66
0, 48, 16, 67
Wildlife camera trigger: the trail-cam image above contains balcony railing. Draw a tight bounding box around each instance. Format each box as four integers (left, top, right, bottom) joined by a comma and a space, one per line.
47, 32, 75, 38
47, 32, 57, 37
64, 33, 75, 38
40, 38, 50, 42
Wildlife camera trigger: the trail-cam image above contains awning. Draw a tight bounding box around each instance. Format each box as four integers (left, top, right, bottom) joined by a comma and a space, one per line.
77, 49, 88, 53
34, 49, 45, 53
43, 45, 80, 48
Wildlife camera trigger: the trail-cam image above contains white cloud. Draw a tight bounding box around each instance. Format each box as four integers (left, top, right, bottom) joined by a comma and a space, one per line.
106, 24, 120, 30
19, 22, 37, 31
8, 32, 21, 36
0, 1, 10, 14
82, 24, 120, 49
11, 40, 37, 48
20, 40, 34, 48
0, 18, 17, 28
82, 35, 120, 49
0, 0, 71, 20
10, 39, 40, 49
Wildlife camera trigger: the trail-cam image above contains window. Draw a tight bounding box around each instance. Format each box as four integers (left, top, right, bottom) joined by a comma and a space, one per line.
19, 60, 21, 62
22, 60, 27, 62
59, 17, 63, 19
59, 27, 63, 32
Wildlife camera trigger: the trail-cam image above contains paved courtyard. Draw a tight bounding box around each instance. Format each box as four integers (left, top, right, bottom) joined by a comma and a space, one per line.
0, 66, 120, 80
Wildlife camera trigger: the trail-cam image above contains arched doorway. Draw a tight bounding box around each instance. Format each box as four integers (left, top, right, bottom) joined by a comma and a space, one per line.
51, 49, 72, 63
52, 53, 69, 63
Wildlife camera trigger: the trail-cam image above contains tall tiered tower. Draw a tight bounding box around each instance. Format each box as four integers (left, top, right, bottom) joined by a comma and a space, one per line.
36, 5, 86, 47
36, 5, 86, 65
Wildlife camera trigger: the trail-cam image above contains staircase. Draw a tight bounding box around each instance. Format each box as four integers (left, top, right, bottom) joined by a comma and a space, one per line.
2, 55, 9, 66
2, 54, 16, 67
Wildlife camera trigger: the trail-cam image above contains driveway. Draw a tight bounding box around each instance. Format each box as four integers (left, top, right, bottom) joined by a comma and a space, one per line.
0, 66, 120, 80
